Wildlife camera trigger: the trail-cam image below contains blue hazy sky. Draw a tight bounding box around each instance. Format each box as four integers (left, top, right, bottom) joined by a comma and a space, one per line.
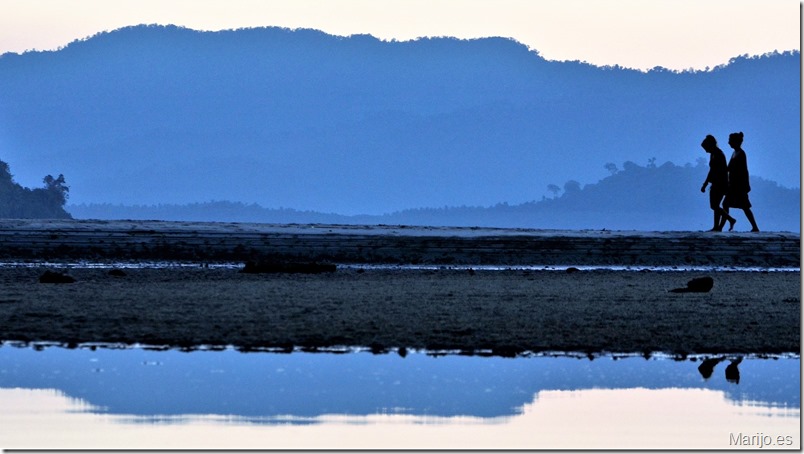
0, 0, 799, 71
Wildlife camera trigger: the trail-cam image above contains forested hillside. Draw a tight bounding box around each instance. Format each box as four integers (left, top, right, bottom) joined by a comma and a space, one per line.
0, 159, 71, 219
2, 25, 798, 215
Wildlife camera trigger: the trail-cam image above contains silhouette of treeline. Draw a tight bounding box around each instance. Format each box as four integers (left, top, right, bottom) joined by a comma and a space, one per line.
1, 25, 799, 215
0, 159, 71, 219
68, 201, 340, 224
382, 160, 799, 232
68, 160, 799, 232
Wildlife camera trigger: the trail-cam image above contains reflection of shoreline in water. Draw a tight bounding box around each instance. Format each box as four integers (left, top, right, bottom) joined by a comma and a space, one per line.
0, 386, 799, 450
0, 346, 798, 421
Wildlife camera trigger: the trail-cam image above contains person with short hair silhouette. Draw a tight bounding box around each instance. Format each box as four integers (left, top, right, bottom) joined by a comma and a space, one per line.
700, 135, 735, 231
720, 132, 760, 232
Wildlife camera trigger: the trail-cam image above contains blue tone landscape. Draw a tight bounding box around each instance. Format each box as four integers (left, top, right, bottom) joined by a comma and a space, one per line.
0, 25, 798, 230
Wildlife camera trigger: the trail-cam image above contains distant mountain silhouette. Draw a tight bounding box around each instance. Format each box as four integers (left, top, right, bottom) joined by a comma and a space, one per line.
379, 160, 799, 232
68, 160, 800, 232
1, 25, 799, 216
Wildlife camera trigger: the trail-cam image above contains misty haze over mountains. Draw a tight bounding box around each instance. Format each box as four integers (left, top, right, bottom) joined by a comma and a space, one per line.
0, 25, 799, 226
68, 159, 800, 232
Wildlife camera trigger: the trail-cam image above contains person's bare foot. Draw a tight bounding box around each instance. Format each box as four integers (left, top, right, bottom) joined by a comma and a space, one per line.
751, 228, 760, 232
728, 218, 736, 231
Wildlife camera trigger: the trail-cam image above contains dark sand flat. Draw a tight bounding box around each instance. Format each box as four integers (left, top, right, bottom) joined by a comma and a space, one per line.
0, 219, 799, 356
0, 219, 798, 267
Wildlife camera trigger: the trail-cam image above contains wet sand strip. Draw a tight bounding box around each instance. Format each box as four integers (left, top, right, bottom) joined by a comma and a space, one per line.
0, 267, 798, 356
0, 220, 798, 356
0, 219, 798, 267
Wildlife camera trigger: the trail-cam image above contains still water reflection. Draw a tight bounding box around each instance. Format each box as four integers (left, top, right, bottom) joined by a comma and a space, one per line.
0, 344, 799, 449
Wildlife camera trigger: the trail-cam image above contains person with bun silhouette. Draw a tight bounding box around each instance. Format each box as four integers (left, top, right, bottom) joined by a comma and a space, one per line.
700, 135, 735, 231
721, 132, 759, 232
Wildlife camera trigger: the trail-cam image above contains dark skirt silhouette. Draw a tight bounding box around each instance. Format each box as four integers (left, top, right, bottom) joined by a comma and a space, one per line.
724, 145, 751, 209
724, 190, 752, 209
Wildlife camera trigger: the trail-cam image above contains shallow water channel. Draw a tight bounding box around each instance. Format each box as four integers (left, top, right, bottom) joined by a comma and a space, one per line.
0, 344, 799, 449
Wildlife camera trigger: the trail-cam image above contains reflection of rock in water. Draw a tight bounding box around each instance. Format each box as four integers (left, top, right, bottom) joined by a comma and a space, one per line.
698, 357, 726, 379
726, 357, 743, 384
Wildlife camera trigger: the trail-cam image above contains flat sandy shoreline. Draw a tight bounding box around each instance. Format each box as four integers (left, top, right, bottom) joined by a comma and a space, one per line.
0, 219, 799, 267
0, 220, 799, 356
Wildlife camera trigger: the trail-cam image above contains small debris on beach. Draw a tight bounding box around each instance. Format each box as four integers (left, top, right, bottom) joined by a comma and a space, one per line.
669, 276, 714, 293
39, 270, 76, 284
108, 269, 127, 277
240, 260, 337, 274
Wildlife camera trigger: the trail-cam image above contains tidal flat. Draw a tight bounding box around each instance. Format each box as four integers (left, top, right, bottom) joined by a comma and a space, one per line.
0, 219, 798, 356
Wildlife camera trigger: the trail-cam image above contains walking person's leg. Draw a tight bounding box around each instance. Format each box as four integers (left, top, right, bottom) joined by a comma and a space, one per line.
743, 208, 759, 232
711, 210, 721, 231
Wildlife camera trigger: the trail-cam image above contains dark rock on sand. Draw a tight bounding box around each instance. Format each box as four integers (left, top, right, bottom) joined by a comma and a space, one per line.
669, 276, 714, 293
108, 269, 127, 277
39, 270, 76, 284
240, 260, 337, 274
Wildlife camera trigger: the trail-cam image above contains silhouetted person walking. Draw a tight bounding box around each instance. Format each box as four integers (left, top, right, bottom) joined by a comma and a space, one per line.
700, 135, 735, 231
721, 132, 760, 232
